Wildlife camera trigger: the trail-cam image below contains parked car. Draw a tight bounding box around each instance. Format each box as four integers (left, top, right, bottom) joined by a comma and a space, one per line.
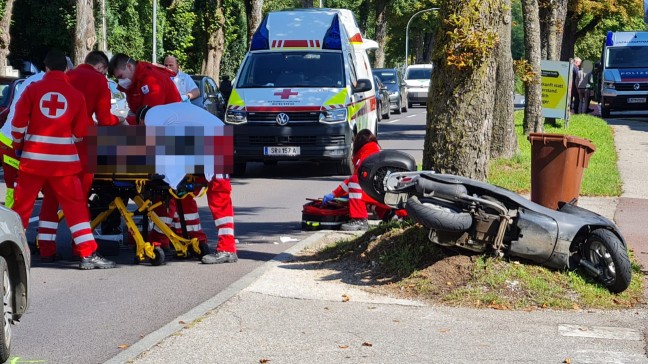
373, 68, 408, 114
190, 75, 226, 120
404, 64, 433, 108
0, 205, 31, 363
374, 76, 390, 121
107, 80, 129, 121
0, 77, 24, 128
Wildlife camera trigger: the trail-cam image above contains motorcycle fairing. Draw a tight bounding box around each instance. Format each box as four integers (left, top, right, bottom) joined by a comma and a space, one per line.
509, 207, 559, 265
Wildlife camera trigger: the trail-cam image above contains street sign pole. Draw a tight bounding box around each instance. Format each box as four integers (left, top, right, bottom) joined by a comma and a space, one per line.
405, 8, 439, 67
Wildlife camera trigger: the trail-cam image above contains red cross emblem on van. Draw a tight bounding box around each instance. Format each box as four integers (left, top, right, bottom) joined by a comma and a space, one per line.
274, 89, 298, 99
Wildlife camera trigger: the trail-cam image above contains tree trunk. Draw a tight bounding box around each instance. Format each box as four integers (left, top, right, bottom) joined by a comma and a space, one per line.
521, 0, 543, 134
559, 4, 577, 61
539, 0, 559, 60
491, 0, 517, 159
422, 0, 502, 180
244, 0, 263, 45
202, 0, 225, 81
74, 0, 96, 66
553, 0, 568, 59
372, 0, 388, 68
0, 0, 15, 68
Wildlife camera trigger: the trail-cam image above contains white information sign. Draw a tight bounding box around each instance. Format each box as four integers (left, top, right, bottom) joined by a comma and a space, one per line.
541, 60, 571, 120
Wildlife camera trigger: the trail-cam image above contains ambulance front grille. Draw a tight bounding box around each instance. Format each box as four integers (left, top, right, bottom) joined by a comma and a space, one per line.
242, 135, 346, 146
247, 112, 320, 122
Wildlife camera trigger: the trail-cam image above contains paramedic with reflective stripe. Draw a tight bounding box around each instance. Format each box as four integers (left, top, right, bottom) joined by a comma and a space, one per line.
10, 49, 115, 270
108, 53, 182, 246
38, 50, 121, 260
141, 102, 238, 264
0, 71, 45, 208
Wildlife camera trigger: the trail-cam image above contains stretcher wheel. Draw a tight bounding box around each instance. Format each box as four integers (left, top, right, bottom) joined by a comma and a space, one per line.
198, 242, 210, 257
150, 247, 165, 266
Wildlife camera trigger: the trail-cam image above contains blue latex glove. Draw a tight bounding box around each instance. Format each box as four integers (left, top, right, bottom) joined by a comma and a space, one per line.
322, 193, 335, 205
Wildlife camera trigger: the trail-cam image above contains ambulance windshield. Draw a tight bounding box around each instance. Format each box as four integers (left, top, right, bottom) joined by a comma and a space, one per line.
237, 52, 345, 88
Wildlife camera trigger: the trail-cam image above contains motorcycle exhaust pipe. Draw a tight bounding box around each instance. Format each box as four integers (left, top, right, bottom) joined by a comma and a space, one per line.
578, 259, 602, 278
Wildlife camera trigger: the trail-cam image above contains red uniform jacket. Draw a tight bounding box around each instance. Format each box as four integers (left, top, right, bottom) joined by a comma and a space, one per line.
119, 61, 181, 124
332, 141, 381, 197
11, 71, 89, 176
68, 63, 119, 171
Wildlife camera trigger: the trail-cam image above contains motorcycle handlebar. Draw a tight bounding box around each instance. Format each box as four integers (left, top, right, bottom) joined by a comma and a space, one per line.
415, 178, 468, 201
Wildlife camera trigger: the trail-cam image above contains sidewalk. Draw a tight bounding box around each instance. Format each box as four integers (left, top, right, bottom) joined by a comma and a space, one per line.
112, 119, 648, 364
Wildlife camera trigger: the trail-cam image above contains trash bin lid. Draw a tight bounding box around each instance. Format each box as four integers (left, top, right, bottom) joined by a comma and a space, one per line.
528, 133, 596, 153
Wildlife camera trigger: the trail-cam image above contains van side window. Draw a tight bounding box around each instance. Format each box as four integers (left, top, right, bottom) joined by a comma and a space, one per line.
346, 51, 358, 87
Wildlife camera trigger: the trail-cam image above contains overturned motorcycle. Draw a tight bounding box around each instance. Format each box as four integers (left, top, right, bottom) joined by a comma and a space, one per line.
357, 150, 632, 293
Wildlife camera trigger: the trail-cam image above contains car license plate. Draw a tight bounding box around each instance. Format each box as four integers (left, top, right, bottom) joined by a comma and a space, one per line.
628, 98, 646, 103
264, 146, 300, 156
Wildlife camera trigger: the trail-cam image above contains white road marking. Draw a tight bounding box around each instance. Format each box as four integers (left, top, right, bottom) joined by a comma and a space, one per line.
558, 324, 642, 341
572, 350, 647, 364
406, 114, 417, 118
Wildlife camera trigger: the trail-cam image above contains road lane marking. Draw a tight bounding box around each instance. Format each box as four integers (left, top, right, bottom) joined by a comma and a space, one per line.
407, 114, 417, 118
558, 324, 642, 340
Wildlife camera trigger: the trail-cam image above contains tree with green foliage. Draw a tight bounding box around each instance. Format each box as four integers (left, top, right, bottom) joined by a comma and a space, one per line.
423, 0, 504, 180
163, 0, 198, 70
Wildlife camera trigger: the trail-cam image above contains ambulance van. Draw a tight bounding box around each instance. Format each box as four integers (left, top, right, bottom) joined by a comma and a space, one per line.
597, 31, 648, 118
225, 8, 378, 176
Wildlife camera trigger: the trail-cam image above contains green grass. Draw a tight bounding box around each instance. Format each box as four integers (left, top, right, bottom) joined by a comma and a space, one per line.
488, 112, 622, 196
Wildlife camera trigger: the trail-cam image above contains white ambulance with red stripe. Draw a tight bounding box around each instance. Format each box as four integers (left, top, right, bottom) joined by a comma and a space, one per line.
224, 8, 378, 176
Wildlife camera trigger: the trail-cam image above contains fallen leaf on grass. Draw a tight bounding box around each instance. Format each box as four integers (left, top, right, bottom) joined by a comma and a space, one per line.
572, 304, 580, 310
563, 358, 571, 364
342, 294, 350, 302
487, 303, 510, 310
446, 282, 452, 286
179, 320, 186, 324
362, 342, 373, 347
613, 298, 622, 305
339, 345, 349, 349
118, 344, 129, 349
259, 359, 271, 363
439, 328, 450, 333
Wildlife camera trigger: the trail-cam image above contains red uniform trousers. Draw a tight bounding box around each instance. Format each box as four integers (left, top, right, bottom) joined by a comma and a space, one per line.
37, 171, 94, 257
206, 177, 236, 253
335, 174, 391, 219
14, 172, 97, 257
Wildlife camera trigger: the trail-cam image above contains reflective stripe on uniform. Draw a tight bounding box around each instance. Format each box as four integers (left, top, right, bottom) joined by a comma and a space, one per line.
183, 213, 200, 220
11, 126, 26, 134
3, 155, 18, 169
73, 233, 95, 245
38, 220, 59, 229
214, 216, 234, 226
21, 152, 79, 162
348, 182, 362, 189
37, 233, 56, 241
69, 222, 92, 234
349, 193, 363, 199
218, 228, 234, 236
0, 133, 11, 147
5, 188, 13, 209
25, 134, 74, 144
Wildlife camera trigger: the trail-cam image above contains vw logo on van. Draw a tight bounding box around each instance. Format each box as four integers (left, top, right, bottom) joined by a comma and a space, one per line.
276, 113, 290, 125
634, 83, 641, 91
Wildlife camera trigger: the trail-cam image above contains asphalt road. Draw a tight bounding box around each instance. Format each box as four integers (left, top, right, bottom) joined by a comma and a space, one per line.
5, 105, 428, 363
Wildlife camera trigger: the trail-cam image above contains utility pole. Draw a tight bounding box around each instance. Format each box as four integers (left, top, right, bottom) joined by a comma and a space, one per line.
152, 0, 157, 63
101, 0, 107, 51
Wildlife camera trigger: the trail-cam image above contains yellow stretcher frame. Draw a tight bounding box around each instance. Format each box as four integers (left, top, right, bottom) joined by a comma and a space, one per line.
89, 173, 208, 265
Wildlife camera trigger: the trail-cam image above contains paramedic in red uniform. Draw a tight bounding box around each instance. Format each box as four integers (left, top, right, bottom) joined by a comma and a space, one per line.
322, 129, 403, 231
108, 53, 183, 249
138, 103, 238, 264
37, 51, 121, 260
11, 49, 116, 269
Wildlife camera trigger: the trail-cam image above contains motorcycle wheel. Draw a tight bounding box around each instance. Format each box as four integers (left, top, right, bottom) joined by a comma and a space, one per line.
581, 229, 632, 293
405, 195, 472, 232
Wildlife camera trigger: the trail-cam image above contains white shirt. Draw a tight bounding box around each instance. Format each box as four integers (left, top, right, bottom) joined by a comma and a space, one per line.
171, 70, 199, 101
1, 72, 45, 140
144, 102, 225, 187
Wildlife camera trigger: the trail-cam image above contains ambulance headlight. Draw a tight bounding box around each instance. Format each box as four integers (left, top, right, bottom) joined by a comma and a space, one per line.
319, 108, 347, 124
225, 109, 248, 124
603, 81, 615, 90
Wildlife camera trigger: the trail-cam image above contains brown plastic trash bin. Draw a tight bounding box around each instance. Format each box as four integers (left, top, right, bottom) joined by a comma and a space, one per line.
528, 133, 596, 210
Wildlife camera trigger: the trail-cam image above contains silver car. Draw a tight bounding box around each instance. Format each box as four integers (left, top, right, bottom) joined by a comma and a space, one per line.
0, 205, 30, 362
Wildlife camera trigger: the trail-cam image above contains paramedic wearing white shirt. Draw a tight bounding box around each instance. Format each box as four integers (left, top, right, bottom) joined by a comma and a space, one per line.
163, 55, 199, 102
140, 102, 238, 264
0, 71, 45, 207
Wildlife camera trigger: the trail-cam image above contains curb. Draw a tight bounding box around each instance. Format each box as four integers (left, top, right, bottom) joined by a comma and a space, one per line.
105, 230, 334, 364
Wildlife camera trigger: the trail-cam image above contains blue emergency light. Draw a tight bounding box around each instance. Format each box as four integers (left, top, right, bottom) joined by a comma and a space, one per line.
322, 14, 342, 50
606, 31, 613, 46
250, 16, 270, 51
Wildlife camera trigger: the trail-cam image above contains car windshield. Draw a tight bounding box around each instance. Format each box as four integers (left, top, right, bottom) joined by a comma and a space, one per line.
374, 71, 397, 84
606, 46, 648, 68
406, 68, 431, 80
236, 51, 345, 88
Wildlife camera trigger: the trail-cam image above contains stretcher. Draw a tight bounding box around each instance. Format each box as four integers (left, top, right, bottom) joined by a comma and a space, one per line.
89, 172, 209, 265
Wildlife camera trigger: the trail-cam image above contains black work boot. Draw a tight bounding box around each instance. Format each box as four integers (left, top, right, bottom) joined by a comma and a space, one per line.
79, 253, 117, 270
201, 251, 238, 264
341, 218, 369, 231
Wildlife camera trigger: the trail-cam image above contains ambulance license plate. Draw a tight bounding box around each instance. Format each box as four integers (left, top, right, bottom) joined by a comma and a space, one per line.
628, 98, 646, 103
264, 146, 300, 156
